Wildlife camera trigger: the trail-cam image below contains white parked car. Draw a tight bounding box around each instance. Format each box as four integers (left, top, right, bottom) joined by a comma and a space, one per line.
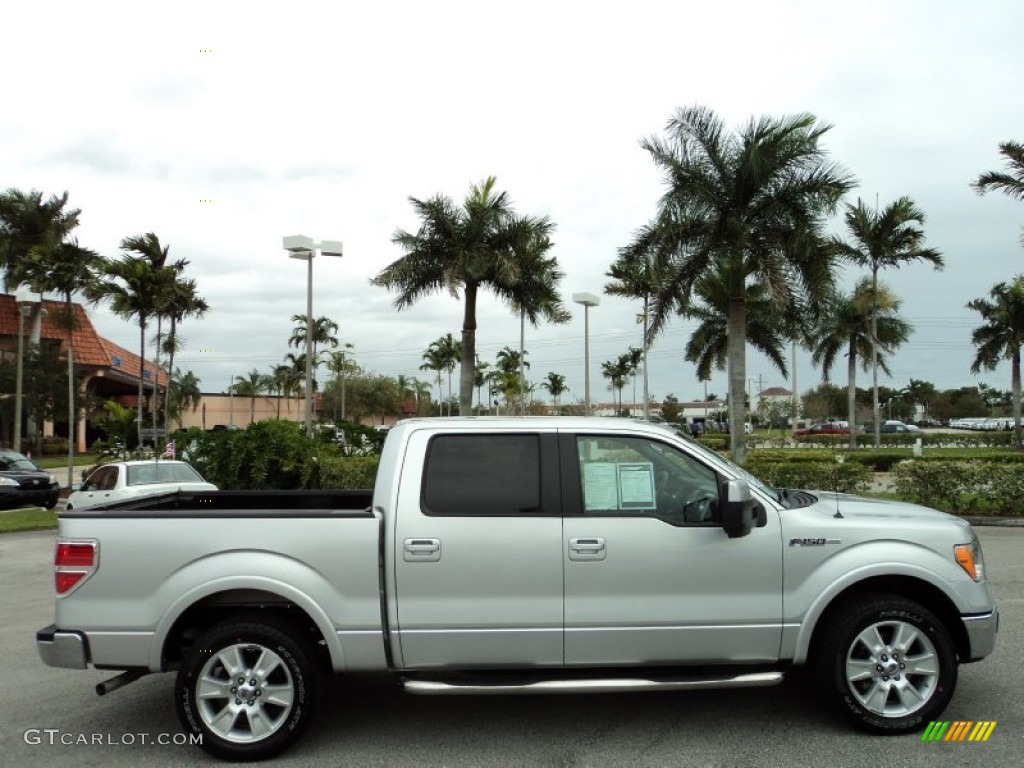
66, 460, 217, 511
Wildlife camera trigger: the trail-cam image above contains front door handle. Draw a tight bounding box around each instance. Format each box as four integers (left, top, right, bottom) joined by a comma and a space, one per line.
569, 537, 606, 561
404, 537, 442, 562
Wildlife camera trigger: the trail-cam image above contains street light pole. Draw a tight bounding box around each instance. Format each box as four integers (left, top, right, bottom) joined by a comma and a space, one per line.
283, 235, 343, 438
573, 292, 600, 417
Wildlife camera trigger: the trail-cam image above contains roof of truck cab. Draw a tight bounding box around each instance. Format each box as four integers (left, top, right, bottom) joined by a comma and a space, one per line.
388, 417, 680, 436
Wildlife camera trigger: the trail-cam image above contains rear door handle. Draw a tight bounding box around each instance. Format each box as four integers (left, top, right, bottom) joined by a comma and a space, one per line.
404, 538, 442, 562
569, 537, 606, 561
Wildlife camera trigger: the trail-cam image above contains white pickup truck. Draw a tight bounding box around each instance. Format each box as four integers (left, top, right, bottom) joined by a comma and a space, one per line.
37, 418, 998, 761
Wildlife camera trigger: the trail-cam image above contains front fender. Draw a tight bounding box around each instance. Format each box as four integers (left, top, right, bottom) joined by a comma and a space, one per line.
785, 540, 981, 664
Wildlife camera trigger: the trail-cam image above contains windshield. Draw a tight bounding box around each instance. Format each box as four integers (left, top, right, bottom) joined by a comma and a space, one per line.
0, 451, 40, 471
127, 462, 204, 486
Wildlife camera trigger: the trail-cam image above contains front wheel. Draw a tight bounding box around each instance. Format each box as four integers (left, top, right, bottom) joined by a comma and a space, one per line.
175, 615, 318, 761
814, 594, 957, 733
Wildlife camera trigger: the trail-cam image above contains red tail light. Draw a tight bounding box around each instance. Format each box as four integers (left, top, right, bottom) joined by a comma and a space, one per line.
54, 539, 98, 596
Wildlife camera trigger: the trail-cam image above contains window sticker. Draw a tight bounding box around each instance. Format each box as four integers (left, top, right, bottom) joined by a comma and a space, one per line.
582, 462, 619, 510
617, 463, 656, 510
582, 461, 656, 511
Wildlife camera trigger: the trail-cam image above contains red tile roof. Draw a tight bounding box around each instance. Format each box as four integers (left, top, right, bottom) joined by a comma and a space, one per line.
0, 293, 168, 387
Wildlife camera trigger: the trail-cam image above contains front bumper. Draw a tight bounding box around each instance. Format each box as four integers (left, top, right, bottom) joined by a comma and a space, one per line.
0, 486, 60, 509
36, 624, 89, 669
962, 606, 999, 662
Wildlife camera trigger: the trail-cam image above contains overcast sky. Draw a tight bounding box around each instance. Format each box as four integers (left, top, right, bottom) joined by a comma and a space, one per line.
4, 1, 1022, 407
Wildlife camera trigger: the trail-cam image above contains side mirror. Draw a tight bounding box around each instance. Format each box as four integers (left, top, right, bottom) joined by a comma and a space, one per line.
722, 478, 755, 539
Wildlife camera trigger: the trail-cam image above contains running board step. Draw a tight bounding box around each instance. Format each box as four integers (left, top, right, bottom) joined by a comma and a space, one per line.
402, 671, 783, 695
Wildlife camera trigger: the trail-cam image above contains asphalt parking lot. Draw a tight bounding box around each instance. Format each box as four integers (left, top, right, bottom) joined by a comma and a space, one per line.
1, 527, 1021, 767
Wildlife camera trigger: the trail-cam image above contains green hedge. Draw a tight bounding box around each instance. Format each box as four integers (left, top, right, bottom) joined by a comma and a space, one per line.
892, 460, 1024, 516
320, 456, 379, 489
745, 459, 872, 494
184, 421, 324, 490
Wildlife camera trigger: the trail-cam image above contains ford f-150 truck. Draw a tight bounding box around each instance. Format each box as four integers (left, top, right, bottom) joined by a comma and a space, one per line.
36, 418, 998, 761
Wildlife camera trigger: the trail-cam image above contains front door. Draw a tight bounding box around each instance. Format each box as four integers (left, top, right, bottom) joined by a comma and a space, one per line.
562, 432, 783, 666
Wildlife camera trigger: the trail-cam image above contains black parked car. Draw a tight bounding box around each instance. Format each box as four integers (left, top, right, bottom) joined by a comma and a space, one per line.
0, 450, 60, 510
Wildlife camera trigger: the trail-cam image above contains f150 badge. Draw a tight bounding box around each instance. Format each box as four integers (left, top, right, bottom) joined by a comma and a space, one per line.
789, 537, 841, 546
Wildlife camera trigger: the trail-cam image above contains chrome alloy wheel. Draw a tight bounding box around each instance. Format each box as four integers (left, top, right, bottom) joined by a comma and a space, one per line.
196, 643, 295, 743
844, 618, 940, 717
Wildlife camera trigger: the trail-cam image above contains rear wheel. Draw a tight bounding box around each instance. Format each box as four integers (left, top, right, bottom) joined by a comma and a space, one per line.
814, 594, 957, 733
176, 615, 318, 761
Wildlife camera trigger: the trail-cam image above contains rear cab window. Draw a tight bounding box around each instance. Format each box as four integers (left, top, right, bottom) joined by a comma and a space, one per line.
421, 433, 555, 516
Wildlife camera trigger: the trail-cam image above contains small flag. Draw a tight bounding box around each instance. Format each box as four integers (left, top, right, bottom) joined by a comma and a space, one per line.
163, 439, 176, 460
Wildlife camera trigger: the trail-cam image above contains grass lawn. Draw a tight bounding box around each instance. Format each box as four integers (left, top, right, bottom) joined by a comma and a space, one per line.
35, 455, 97, 470
0, 507, 58, 533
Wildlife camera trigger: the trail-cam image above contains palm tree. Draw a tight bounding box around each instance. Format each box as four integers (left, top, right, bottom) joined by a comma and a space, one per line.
119, 233, 183, 434
0, 188, 83, 450
831, 197, 942, 446
625, 347, 643, 415
606, 240, 672, 419
683, 265, 789, 382
541, 372, 568, 412
169, 369, 202, 429
601, 357, 631, 414
632, 106, 855, 463
504, 224, 571, 413
86, 250, 163, 446
289, 315, 339, 389
810, 279, 912, 448
16, 235, 102, 483
420, 346, 446, 416
158, 272, 208, 423
474, 360, 491, 412
326, 344, 357, 421
273, 361, 304, 416
436, 333, 462, 415
0, 188, 80, 293
974, 141, 1024, 204
372, 177, 561, 415
967, 276, 1024, 446
232, 369, 270, 424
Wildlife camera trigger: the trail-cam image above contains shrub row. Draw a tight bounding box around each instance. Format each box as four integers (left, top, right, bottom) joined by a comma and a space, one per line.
320, 456, 380, 489
744, 459, 872, 495
892, 460, 1024, 516
791, 432, 1019, 449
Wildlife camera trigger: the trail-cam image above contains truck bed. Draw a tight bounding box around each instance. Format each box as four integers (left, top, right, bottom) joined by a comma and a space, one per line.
60, 489, 375, 515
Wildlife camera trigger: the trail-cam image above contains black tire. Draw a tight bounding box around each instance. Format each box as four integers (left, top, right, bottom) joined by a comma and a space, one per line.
814, 593, 957, 734
175, 614, 318, 761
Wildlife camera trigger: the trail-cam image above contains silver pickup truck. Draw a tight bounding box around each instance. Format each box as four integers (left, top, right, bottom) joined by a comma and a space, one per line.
37, 417, 998, 761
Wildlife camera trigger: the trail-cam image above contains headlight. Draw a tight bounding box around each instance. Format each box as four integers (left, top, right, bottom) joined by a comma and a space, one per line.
0, 476, 19, 487
49, 475, 59, 486
954, 538, 985, 582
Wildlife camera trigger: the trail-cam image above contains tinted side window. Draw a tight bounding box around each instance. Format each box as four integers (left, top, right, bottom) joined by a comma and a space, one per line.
84, 467, 107, 491
102, 467, 119, 490
422, 434, 541, 516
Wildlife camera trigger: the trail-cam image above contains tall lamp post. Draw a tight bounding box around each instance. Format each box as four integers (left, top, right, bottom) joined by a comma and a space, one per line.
13, 289, 41, 453
283, 235, 343, 437
573, 292, 600, 417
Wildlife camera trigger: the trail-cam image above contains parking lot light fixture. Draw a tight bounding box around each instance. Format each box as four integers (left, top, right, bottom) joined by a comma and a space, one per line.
573, 292, 600, 417
283, 236, 343, 438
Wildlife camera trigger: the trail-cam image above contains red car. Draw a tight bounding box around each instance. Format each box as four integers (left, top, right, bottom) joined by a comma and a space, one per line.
794, 422, 850, 436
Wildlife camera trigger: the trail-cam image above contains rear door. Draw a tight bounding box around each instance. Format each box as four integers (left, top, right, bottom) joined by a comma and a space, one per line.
393, 429, 564, 668
561, 431, 783, 666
